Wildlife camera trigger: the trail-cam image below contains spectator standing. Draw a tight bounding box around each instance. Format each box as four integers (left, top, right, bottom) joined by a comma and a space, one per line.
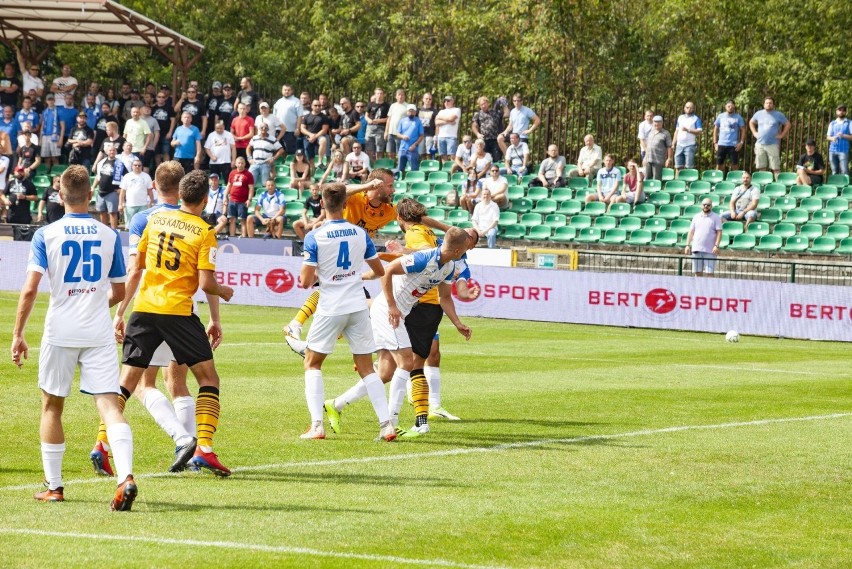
396, 104, 424, 173
301, 100, 330, 168
64, 113, 94, 170
230, 103, 255, 161
435, 95, 462, 164
643, 116, 673, 180
684, 198, 722, 277
247, 123, 283, 187
152, 91, 176, 165
364, 88, 389, 161
713, 100, 746, 173
216, 83, 237, 131
171, 111, 202, 172
92, 120, 124, 169
826, 104, 851, 176
15, 96, 40, 135
417, 93, 438, 159
123, 106, 152, 155
206, 81, 224, 135
4, 166, 37, 223
273, 84, 301, 155
498, 93, 540, 154
0, 62, 22, 109
472, 96, 504, 162
118, 157, 154, 227
50, 65, 77, 108
0, 105, 17, 158
37, 175, 64, 224
204, 120, 236, 180
337, 98, 360, 155
14, 46, 44, 101
568, 134, 602, 183
795, 139, 825, 187
40, 95, 61, 168
384, 89, 408, 161
140, 105, 160, 172
471, 188, 500, 248
637, 110, 654, 161
91, 145, 123, 228
673, 101, 702, 175
236, 76, 260, 117
174, 85, 207, 137
225, 156, 255, 237
749, 97, 790, 181
721, 171, 761, 230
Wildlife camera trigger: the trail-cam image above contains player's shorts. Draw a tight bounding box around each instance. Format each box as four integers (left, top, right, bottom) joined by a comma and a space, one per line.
306, 309, 376, 355
371, 298, 412, 353
149, 341, 174, 368
39, 342, 120, 397
403, 303, 444, 359
122, 311, 213, 368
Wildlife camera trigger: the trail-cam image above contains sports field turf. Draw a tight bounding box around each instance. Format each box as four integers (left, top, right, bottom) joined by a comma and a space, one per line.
0, 290, 849, 568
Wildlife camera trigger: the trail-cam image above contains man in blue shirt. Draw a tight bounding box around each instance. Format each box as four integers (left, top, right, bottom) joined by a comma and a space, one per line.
713, 100, 746, 173
0, 105, 19, 153
15, 96, 40, 135
396, 104, 424, 174
749, 97, 790, 180
826, 104, 851, 176
171, 111, 202, 172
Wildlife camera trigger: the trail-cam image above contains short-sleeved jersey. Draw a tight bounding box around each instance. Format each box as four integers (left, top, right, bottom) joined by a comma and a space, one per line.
404, 224, 439, 305
303, 219, 378, 316
389, 247, 456, 317
27, 213, 126, 347
257, 190, 286, 217
127, 202, 181, 256
343, 191, 396, 237
134, 208, 217, 316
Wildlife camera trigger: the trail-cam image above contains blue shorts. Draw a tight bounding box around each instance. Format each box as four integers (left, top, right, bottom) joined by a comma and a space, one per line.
437, 137, 458, 156
674, 144, 696, 168
227, 201, 248, 219
692, 251, 717, 274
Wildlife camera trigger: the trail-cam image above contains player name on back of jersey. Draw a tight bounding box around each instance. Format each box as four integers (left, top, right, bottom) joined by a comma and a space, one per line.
326, 228, 358, 238
148, 213, 204, 235
63, 224, 98, 235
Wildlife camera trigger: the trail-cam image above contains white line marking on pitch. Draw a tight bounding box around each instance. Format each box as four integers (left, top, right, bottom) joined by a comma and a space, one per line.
1, 412, 848, 492
0, 529, 510, 569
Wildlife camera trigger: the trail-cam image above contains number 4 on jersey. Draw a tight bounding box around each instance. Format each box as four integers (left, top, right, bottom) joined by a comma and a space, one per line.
336, 241, 351, 270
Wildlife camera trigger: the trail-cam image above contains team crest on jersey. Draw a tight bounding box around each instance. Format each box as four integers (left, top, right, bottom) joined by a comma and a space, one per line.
403, 255, 416, 267
209, 247, 217, 265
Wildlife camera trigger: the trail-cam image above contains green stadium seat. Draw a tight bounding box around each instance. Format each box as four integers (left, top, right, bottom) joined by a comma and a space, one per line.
374, 158, 395, 169
49, 164, 68, 176
392, 193, 409, 205
441, 160, 454, 172
275, 164, 289, 176
501, 224, 526, 239
658, 204, 681, 220
762, 183, 786, 198
827, 174, 850, 187
650, 230, 677, 247
594, 215, 617, 230
600, 228, 627, 244
784, 208, 809, 224
544, 213, 567, 228
682, 205, 702, 218
507, 185, 525, 200
677, 169, 699, 183
281, 188, 299, 201
427, 207, 447, 221
815, 185, 839, 200
758, 207, 781, 223
427, 171, 449, 184
551, 226, 576, 243
713, 181, 735, 197
644, 217, 667, 234
728, 233, 756, 251
825, 197, 849, 213
405, 171, 426, 183
619, 216, 642, 232
625, 228, 652, 246
746, 222, 770, 237
633, 203, 656, 219
608, 202, 631, 218
698, 193, 720, 206
701, 169, 724, 184
582, 201, 607, 217
32, 175, 50, 190
726, 170, 745, 183
664, 180, 686, 194
644, 179, 662, 192
378, 220, 401, 235
520, 174, 537, 186
669, 218, 691, 236
798, 223, 823, 240
526, 186, 549, 201
811, 209, 835, 226
551, 187, 572, 202
568, 177, 590, 189
450, 172, 467, 184
722, 221, 744, 238
839, 211, 852, 226
757, 195, 771, 210
810, 236, 836, 254
687, 180, 711, 195
574, 227, 602, 243
782, 236, 809, 253
826, 224, 850, 241
568, 214, 592, 229
420, 160, 440, 173
772, 223, 797, 239
393, 181, 408, 194
416, 194, 438, 208
526, 225, 552, 241
498, 211, 517, 225
509, 198, 532, 213
519, 213, 542, 227
409, 182, 431, 195
837, 237, 852, 254
712, 205, 727, 216
789, 184, 812, 200
773, 196, 797, 211
558, 199, 582, 215
842, 186, 852, 199
755, 234, 782, 252
751, 171, 775, 186
574, 188, 594, 201
661, 168, 675, 181
532, 198, 557, 214
433, 182, 455, 196
777, 172, 798, 187
648, 192, 671, 206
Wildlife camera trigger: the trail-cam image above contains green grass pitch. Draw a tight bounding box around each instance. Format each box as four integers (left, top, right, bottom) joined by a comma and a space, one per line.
0, 291, 850, 568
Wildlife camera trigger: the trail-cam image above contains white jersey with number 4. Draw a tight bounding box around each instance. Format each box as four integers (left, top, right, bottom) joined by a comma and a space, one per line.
27, 213, 126, 347
302, 218, 377, 316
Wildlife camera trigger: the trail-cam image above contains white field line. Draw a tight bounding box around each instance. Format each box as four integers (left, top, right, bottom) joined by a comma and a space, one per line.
1, 412, 849, 493
0, 528, 512, 569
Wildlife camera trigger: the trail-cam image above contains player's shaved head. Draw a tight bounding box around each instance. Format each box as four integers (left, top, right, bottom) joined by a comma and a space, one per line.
396, 198, 425, 223
321, 183, 347, 213
464, 228, 480, 249
155, 160, 184, 195
179, 170, 208, 205
443, 226, 469, 252
59, 165, 91, 205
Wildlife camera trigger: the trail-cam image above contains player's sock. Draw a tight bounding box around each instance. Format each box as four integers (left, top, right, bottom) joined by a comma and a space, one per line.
411, 368, 429, 424
41, 442, 65, 490
96, 386, 130, 451
143, 389, 192, 445
105, 423, 133, 483
406, 377, 413, 402
425, 366, 441, 408
196, 386, 221, 453
362, 372, 390, 424
296, 290, 320, 326
172, 396, 196, 438
304, 369, 325, 424
334, 381, 368, 412
388, 368, 410, 421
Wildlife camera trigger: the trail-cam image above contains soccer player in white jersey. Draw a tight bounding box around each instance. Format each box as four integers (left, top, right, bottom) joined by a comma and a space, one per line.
371, 227, 472, 436
299, 182, 395, 441
11, 165, 138, 511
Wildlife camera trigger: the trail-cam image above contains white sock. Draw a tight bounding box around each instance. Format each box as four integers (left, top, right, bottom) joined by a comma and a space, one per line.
143, 389, 192, 446
425, 366, 441, 408
362, 373, 390, 424
288, 319, 303, 335
105, 423, 133, 482
172, 396, 196, 438
304, 369, 325, 423
334, 381, 368, 411
388, 368, 410, 421
41, 442, 65, 490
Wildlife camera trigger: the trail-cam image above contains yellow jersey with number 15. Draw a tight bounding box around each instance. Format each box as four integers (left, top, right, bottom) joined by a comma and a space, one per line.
134, 208, 217, 316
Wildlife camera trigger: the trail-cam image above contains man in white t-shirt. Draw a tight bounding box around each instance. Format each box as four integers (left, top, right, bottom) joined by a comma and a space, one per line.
685, 198, 722, 277
203, 172, 228, 234
272, 84, 301, 155
384, 89, 409, 160
480, 165, 509, 209
51, 65, 77, 108
451, 136, 474, 175
435, 95, 462, 162
254, 102, 283, 143
674, 101, 702, 174
345, 142, 371, 182
637, 110, 654, 161
118, 157, 154, 227
471, 188, 500, 248
14, 45, 45, 101
204, 120, 236, 180
502, 133, 530, 176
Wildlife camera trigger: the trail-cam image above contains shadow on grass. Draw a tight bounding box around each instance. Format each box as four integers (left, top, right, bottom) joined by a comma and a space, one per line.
65, 498, 379, 515
233, 471, 469, 488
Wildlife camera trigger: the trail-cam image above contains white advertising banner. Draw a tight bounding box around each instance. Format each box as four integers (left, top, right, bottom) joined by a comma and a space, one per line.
2, 241, 850, 342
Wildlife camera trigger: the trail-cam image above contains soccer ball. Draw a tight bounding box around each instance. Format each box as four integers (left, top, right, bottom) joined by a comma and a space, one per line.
725, 330, 740, 343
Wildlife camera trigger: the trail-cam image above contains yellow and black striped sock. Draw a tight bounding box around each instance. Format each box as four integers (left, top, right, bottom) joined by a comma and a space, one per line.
196, 386, 220, 450
296, 290, 320, 325
411, 369, 429, 426
97, 386, 131, 448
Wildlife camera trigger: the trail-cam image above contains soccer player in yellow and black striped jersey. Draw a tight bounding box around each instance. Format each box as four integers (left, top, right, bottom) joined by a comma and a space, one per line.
119, 169, 235, 476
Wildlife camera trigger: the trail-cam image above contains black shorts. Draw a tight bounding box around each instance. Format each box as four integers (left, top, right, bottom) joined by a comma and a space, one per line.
202, 213, 221, 227
404, 303, 443, 359
122, 311, 213, 368
716, 145, 739, 166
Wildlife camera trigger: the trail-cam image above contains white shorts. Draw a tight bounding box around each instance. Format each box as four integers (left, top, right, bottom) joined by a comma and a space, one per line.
306, 309, 376, 355
38, 342, 120, 397
40, 138, 61, 158
370, 298, 412, 352
149, 341, 174, 367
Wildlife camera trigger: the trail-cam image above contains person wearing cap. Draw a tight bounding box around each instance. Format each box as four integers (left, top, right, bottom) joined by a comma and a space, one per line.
749, 97, 789, 181
713, 100, 746, 173
247, 123, 283, 187
364, 88, 390, 161
383, 89, 409, 161
159, 84, 173, 109
643, 116, 673, 181
2, 165, 38, 224
435, 94, 462, 163
795, 139, 825, 187
395, 103, 424, 173
203, 172, 229, 234
254, 101, 283, 144
721, 171, 761, 230
826, 105, 851, 176
118, 156, 154, 227
568, 134, 602, 182
64, 112, 94, 170
204, 120, 236, 180
497, 93, 540, 155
